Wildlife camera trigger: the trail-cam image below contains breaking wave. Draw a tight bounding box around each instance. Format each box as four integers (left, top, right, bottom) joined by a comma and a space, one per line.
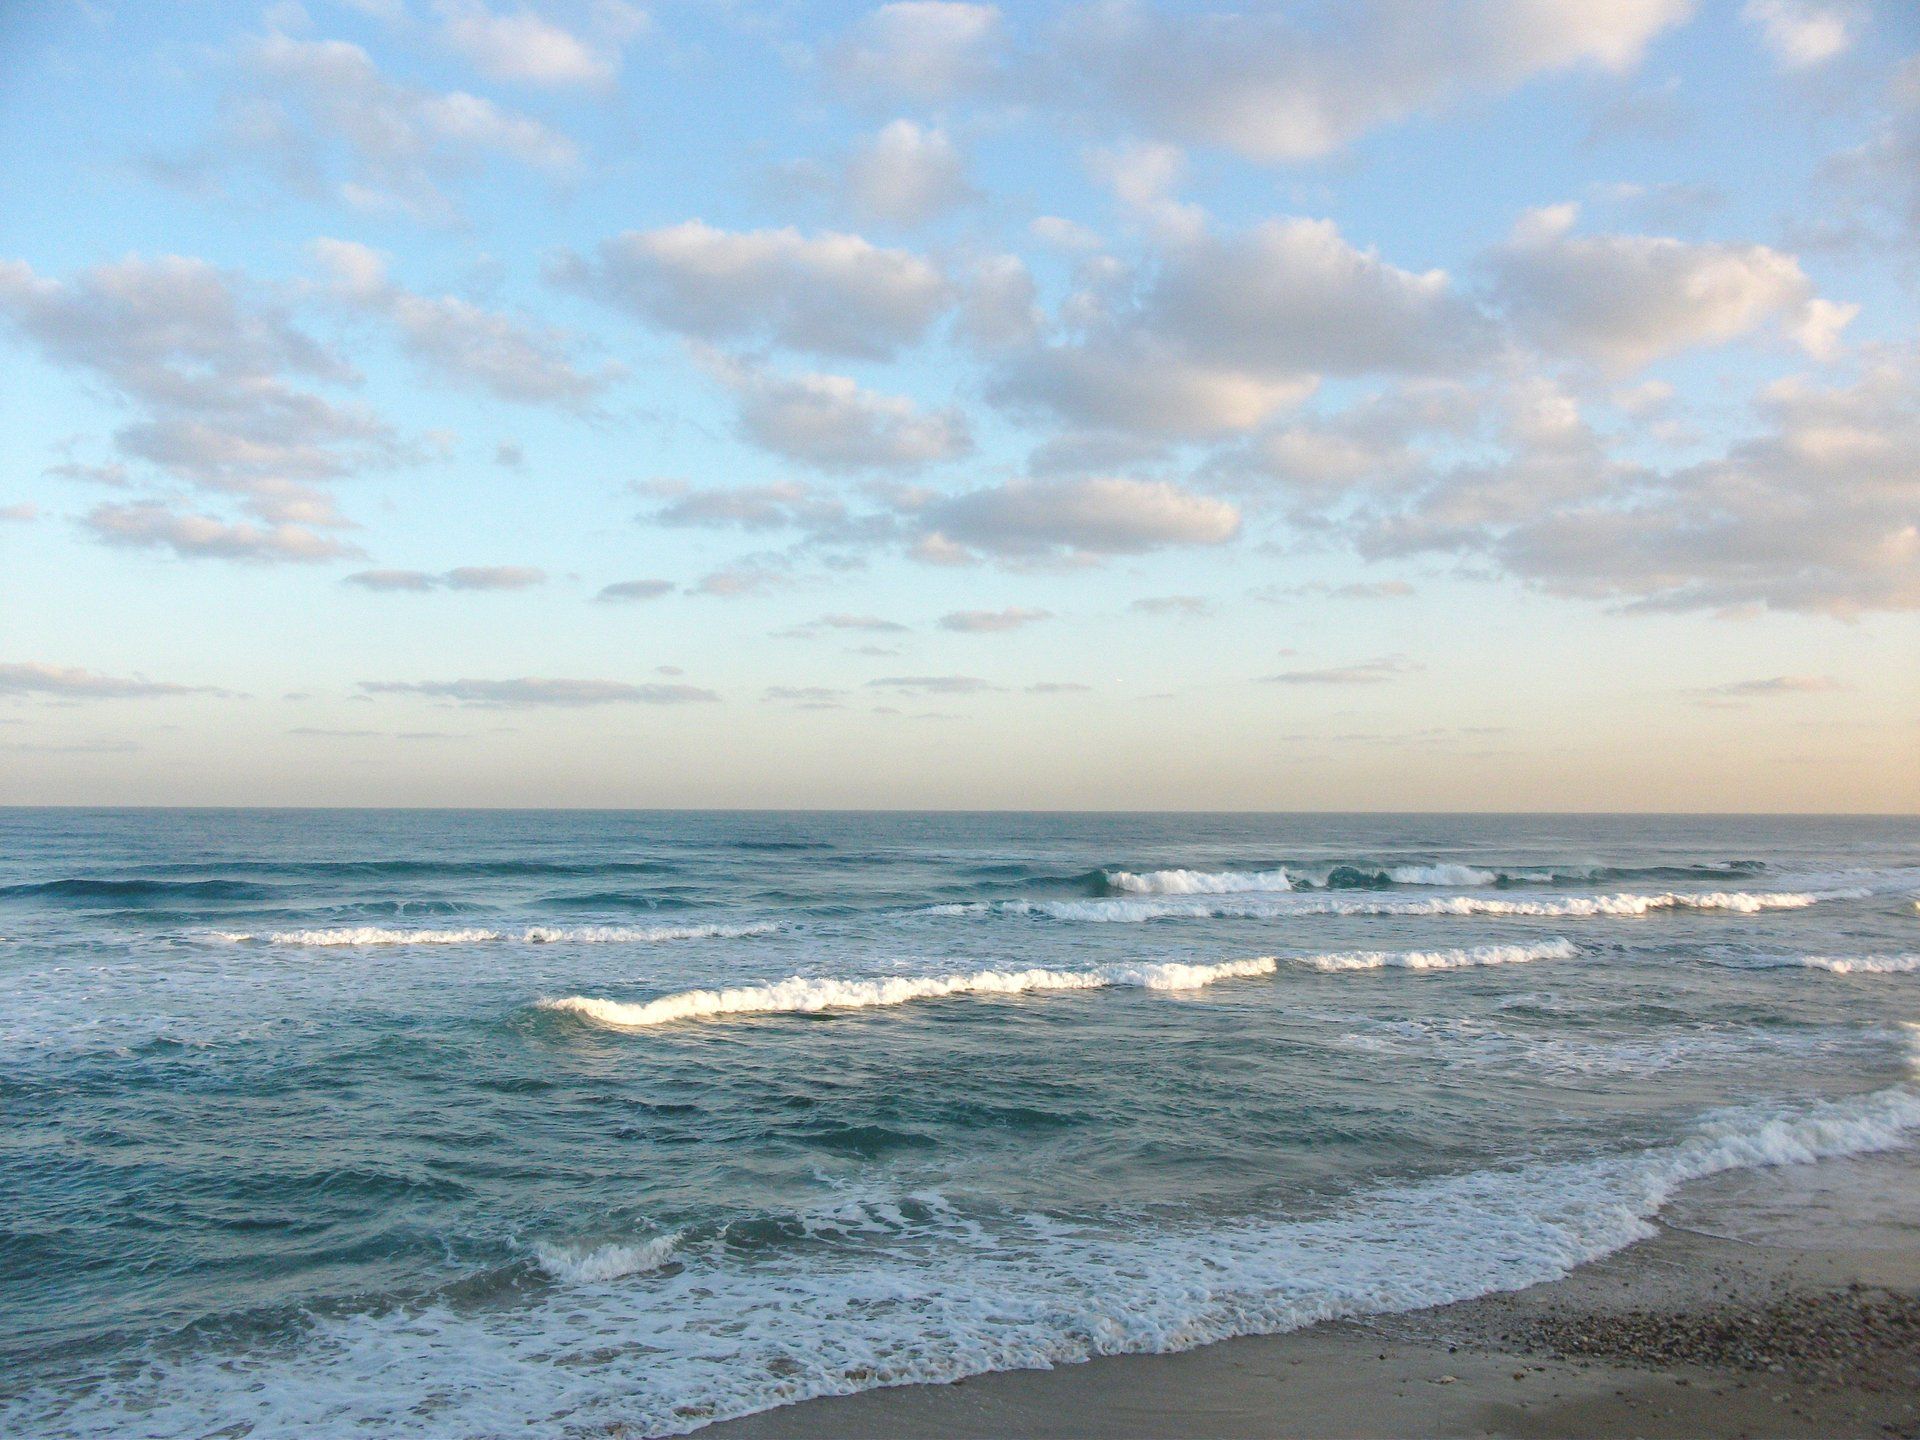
1790, 954, 1920, 976
1296, 939, 1579, 972
212, 923, 777, 946
1105, 867, 1294, 894
533, 1233, 682, 1285
18, 1052, 1920, 1440
542, 956, 1279, 1030
938, 889, 1843, 924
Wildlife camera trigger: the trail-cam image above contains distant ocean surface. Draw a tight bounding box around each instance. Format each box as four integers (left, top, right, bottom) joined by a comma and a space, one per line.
3, 809, 1919, 1437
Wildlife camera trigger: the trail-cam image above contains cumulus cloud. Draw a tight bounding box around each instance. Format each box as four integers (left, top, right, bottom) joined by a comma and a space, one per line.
361, 677, 719, 705
1, 502, 37, 522
345, 564, 548, 591
0, 662, 224, 700
842, 120, 977, 225
214, 32, 579, 221
0, 253, 398, 545
778, 613, 911, 636
921, 475, 1239, 559
937, 606, 1052, 631
996, 219, 1481, 436
1742, 1, 1862, 69
1337, 361, 1920, 616
828, 2, 1005, 102
1261, 656, 1421, 685
554, 222, 950, 359
1045, 0, 1691, 161
1494, 204, 1817, 370
719, 360, 973, 471
313, 239, 616, 408
85, 502, 362, 563
437, 1, 639, 88
1489, 363, 1920, 615
595, 578, 675, 602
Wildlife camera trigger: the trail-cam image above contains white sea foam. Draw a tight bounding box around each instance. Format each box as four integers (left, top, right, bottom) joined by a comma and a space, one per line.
18, 1045, 1919, 1440
998, 889, 1838, 924
1385, 863, 1499, 886
1297, 939, 1578, 972
1106, 867, 1294, 894
1793, 954, 1920, 975
211, 923, 777, 946
533, 1233, 681, 1285
544, 956, 1279, 1029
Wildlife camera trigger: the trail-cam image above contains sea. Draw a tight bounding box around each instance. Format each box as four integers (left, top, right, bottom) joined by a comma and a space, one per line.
2, 808, 1918, 1437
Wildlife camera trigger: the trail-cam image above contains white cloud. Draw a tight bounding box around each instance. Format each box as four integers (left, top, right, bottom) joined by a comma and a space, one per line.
1341, 362, 1920, 616
719, 361, 973, 471
1494, 204, 1814, 370
361, 677, 718, 705
231, 33, 579, 220
937, 606, 1051, 631
0, 662, 221, 699
996, 219, 1480, 436
346, 564, 547, 590
555, 222, 950, 359
84, 502, 363, 563
1742, 1, 1862, 69
865, 674, 997, 693
596, 578, 675, 602
924, 475, 1239, 558
829, 2, 1005, 102
313, 239, 615, 408
652, 481, 849, 531
843, 121, 977, 225
1048, 0, 1691, 161
0, 253, 404, 552
1261, 656, 1420, 685
436, 2, 628, 88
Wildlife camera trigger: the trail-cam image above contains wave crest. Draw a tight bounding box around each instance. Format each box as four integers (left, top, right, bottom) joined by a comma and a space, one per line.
1106, 868, 1293, 895
543, 956, 1278, 1030
993, 890, 1838, 924
534, 1233, 681, 1285
1298, 939, 1579, 971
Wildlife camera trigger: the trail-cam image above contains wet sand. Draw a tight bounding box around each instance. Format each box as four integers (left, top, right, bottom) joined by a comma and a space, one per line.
701, 1149, 1920, 1439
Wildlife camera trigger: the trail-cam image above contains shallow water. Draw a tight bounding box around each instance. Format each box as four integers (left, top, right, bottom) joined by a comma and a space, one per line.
2, 809, 1917, 1436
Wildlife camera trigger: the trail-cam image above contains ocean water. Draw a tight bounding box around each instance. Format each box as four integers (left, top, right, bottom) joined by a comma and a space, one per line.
2, 809, 1918, 1438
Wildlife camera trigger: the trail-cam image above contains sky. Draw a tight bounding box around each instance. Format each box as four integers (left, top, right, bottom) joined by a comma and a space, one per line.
0, 0, 1916, 811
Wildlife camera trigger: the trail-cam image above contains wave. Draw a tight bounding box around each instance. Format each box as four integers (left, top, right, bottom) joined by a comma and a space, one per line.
21, 1044, 1919, 1440
1105, 867, 1294, 895
1, 878, 276, 903
945, 889, 1844, 924
543, 956, 1278, 1030
533, 1233, 681, 1285
1297, 939, 1578, 972
212, 923, 777, 946
1791, 954, 1920, 976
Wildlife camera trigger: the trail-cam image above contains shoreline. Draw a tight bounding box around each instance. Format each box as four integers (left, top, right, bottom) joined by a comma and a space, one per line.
700, 1148, 1920, 1439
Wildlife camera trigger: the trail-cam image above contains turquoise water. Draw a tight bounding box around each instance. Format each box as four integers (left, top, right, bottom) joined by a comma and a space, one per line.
2, 809, 1918, 1436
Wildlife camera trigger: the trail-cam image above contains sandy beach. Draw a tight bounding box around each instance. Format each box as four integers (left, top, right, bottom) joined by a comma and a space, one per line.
704, 1148, 1920, 1439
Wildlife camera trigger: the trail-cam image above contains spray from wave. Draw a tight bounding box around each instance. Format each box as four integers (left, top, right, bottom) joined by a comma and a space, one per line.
533, 1233, 681, 1285
543, 956, 1279, 1029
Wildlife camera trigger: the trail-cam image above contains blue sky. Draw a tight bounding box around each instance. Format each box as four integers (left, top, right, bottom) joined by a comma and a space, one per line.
1, 0, 1916, 809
